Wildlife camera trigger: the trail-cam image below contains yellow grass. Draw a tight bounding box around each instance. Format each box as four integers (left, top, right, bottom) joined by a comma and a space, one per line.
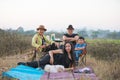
87, 54, 120, 80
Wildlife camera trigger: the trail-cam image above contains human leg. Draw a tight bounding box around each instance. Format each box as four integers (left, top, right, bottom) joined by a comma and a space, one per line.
18, 54, 51, 69
74, 51, 80, 62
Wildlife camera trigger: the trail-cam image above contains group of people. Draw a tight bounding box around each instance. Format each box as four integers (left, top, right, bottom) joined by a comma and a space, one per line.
18, 25, 87, 69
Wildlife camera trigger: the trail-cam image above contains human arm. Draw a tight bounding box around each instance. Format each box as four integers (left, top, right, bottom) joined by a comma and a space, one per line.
44, 35, 59, 48
64, 61, 75, 71
64, 67, 74, 71
44, 35, 54, 44
32, 34, 40, 49
63, 34, 79, 42
49, 49, 63, 64
75, 47, 85, 50
75, 43, 87, 50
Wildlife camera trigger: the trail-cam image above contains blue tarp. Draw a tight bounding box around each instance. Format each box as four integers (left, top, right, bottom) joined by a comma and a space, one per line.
2, 65, 45, 80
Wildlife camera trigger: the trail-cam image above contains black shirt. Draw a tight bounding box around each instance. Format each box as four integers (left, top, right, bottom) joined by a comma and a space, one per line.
53, 53, 73, 68
64, 33, 78, 46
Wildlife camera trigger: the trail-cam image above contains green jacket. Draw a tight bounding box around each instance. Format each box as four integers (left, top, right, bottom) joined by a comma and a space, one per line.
32, 33, 54, 52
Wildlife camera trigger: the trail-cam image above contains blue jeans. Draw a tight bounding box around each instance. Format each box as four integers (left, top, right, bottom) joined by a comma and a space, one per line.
74, 51, 82, 61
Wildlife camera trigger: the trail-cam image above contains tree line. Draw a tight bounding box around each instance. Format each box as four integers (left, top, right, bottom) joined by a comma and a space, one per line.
75, 28, 120, 39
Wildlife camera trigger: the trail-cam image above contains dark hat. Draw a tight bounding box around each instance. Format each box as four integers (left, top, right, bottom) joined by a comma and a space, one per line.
37, 25, 47, 31
67, 25, 74, 30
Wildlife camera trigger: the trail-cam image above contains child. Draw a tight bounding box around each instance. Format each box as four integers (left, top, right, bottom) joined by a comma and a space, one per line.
74, 37, 87, 62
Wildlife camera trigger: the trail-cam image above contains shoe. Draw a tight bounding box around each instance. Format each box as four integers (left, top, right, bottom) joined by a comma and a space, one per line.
17, 62, 26, 65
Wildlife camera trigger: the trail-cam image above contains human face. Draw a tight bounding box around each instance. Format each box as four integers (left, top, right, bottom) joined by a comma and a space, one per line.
78, 39, 84, 44
65, 43, 72, 53
67, 29, 74, 35
38, 29, 45, 35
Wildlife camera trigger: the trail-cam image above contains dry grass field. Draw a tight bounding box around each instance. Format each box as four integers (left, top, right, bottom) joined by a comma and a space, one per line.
0, 39, 120, 80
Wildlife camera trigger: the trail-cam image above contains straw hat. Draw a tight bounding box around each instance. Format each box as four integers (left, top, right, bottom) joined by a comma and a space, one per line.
37, 25, 47, 31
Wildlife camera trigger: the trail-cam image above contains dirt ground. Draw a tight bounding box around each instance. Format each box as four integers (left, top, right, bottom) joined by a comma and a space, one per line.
0, 53, 30, 75
0, 53, 98, 80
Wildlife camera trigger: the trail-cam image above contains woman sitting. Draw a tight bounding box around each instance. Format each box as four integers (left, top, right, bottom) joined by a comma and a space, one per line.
18, 42, 75, 69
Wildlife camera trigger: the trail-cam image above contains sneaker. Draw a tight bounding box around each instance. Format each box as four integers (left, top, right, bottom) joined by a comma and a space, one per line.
17, 62, 26, 65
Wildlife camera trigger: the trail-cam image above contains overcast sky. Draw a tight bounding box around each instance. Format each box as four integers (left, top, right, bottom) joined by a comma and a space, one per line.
0, 0, 120, 31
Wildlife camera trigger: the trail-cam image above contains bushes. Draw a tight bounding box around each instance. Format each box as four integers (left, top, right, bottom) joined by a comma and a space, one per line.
0, 30, 32, 57
87, 39, 120, 80
87, 39, 120, 61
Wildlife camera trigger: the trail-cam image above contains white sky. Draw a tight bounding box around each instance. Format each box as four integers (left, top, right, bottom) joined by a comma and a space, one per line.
0, 0, 120, 31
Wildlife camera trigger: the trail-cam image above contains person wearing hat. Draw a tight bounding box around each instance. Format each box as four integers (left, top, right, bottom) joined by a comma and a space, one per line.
31, 25, 58, 60
63, 25, 79, 47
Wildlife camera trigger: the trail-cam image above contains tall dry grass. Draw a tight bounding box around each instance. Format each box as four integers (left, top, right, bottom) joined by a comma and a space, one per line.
0, 30, 32, 57
87, 55, 120, 80
87, 39, 120, 80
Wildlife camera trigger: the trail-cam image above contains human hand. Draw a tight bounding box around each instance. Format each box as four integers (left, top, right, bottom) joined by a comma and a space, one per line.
41, 44, 46, 48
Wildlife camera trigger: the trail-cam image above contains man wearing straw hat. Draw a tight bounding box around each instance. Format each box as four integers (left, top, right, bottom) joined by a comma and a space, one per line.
31, 25, 58, 61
